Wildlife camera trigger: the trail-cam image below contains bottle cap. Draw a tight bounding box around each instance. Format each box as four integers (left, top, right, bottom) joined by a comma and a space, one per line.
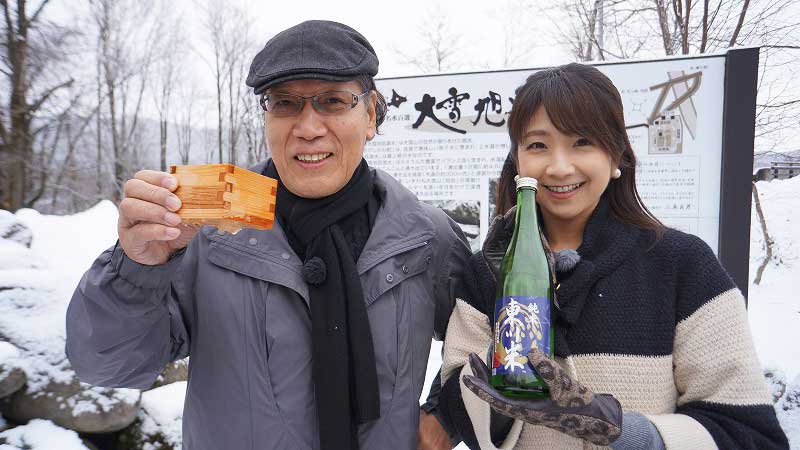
514, 175, 538, 190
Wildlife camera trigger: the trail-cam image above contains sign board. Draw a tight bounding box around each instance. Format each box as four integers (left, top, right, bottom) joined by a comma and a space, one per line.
367, 48, 759, 297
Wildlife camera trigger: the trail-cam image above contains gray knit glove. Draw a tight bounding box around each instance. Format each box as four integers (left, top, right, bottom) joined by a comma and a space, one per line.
462, 349, 623, 446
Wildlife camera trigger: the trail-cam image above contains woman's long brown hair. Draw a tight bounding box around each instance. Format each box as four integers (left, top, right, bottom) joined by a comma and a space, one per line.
497, 63, 664, 240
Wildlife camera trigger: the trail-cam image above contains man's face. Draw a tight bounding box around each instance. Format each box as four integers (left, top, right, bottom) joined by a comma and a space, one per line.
264, 79, 377, 199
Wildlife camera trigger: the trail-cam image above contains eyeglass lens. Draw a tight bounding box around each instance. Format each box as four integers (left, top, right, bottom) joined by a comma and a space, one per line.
265, 91, 359, 116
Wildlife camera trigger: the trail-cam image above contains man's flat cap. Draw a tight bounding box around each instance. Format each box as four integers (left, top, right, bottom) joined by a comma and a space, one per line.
246, 20, 379, 95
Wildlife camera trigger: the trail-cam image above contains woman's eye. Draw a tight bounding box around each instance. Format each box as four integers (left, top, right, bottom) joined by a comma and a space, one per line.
526, 142, 546, 150
575, 138, 592, 147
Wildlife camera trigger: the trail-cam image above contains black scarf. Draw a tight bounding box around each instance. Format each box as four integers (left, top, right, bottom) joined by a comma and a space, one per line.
265, 159, 380, 450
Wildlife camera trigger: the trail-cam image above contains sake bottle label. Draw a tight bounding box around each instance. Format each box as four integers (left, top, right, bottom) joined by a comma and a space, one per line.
492, 295, 551, 376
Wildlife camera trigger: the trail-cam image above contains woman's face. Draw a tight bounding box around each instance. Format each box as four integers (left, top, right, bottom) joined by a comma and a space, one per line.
517, 106, 617, 226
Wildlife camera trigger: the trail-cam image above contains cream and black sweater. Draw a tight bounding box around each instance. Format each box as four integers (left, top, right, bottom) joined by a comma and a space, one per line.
436, 197, 788, 450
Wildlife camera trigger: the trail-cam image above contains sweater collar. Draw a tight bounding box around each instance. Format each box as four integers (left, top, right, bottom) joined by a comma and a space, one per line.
551, 195, 642, 326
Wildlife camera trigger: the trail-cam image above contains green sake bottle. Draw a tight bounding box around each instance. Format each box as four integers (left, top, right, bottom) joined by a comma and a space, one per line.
489, 175, 554, 399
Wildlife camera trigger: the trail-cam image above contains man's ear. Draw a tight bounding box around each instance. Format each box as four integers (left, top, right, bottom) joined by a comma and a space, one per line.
366, 91, 377, 142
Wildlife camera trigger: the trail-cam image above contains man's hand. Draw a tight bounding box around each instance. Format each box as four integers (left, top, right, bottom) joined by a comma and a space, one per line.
118, 170, 196, 266
418, 409, 452, 450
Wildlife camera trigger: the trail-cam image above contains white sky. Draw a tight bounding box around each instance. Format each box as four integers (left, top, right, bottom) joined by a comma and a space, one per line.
177, 0, 573, 78
203, 0, 570, 77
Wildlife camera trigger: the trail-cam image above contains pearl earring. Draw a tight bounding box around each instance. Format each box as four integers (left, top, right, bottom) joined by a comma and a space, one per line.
612, 168, 622, 179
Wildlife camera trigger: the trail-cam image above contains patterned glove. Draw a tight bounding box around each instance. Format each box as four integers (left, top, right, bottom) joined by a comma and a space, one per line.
462, 349, 623, 446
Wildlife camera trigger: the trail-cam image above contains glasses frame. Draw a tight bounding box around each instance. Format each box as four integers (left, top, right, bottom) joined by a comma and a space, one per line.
259, 90, 371, 116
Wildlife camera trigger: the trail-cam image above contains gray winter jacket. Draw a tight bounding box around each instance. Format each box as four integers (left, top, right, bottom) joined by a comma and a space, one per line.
65, 166, 471, 450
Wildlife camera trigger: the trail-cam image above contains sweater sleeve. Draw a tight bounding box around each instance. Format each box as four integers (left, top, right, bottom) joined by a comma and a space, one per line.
645, 233, 788, 450
65, 240, 196, 389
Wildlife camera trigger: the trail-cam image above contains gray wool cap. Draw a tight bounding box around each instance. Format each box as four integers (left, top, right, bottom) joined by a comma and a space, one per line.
246, 20, 379, 95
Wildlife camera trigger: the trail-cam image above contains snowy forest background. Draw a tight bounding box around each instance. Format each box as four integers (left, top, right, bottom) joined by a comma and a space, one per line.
1, 0, 799, 449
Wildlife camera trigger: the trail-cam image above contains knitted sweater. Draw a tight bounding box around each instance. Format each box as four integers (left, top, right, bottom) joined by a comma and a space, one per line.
438, 196, 788, 450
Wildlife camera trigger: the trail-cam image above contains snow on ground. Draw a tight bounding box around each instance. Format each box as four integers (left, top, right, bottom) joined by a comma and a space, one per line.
0, 419, 90, 450
749, 176, 800, 380
748, 177, 800, 448
0, 201, 137, 409
137, 382, 187, 449
0, 342, 20, 366
1, 176, 799, 448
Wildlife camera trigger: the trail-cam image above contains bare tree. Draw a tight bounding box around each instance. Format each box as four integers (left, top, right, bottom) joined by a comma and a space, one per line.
241, 93, 267, 167
91, 0, 162, 203
42, 99, 101, 212
538, 0, 650, 62
22, 83, 100, 211
394, 5, 463, 73
0, 0, 75, 211
751, 181, 774, 284
196, 0, 255, 166
489, 0, 538, 68
223, 8, 252, 167
175, 79, 198, 165
151, 13, 185, 172
542, 0, 799, 150
199, 0, 226, 164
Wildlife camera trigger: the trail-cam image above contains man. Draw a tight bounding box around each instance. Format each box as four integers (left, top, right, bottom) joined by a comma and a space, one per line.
65, 20, 468, 450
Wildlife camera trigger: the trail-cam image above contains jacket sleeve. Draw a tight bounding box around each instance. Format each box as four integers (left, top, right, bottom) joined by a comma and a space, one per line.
643, 234, 788, 450
421, 214, 472, 415
65, 240, 196, 390
431, 215, 472, 341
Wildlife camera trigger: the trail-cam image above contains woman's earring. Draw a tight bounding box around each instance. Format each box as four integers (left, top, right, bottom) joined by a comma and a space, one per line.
612, 168, 622, 179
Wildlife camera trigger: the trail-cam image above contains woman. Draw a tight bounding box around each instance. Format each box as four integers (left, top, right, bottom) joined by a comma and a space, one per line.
435, 63, 788, 450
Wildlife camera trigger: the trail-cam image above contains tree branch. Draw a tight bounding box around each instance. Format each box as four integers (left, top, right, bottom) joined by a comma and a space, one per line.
28, 0, 51, 26
28, 78, 73, 113
763, 45, 800, 50
728, 0, 750, 47
756, 99, 800, 109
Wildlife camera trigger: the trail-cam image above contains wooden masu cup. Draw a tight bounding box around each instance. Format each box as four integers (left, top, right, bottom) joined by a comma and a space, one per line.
169, 164, 277, 234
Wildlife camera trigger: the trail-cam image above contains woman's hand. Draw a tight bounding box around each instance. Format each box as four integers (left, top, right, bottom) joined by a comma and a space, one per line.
462, 349, 623, 446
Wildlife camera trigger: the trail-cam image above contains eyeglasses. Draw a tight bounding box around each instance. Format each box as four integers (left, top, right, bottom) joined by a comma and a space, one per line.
259, 90, 370, 116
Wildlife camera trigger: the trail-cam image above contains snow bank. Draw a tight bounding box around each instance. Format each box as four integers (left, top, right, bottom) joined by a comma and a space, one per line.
749, 176, 800, 380
0, 419, 90, 450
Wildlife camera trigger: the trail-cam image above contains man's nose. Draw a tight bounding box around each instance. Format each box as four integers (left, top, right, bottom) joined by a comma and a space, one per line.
292, 101, 327, 140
